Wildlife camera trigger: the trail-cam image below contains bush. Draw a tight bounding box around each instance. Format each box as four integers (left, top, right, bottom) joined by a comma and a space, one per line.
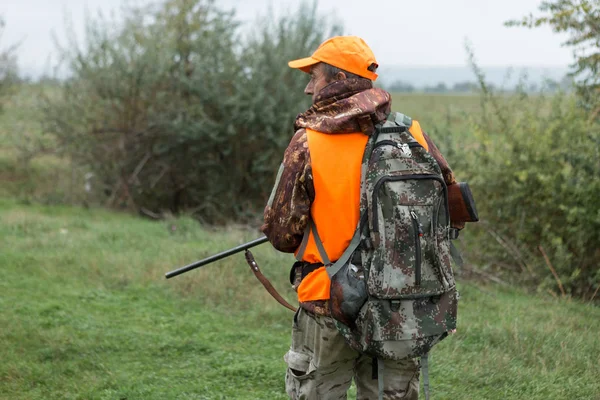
0, 16, 19, 112
443, 54, 600, 300
42, 0, 338, 222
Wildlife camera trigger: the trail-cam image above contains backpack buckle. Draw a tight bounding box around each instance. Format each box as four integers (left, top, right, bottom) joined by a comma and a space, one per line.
449, 228, 460, 240
398, 143, 412, 158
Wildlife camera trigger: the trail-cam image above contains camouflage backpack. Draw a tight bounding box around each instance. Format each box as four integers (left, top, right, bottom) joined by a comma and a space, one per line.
324, 112, 459, 400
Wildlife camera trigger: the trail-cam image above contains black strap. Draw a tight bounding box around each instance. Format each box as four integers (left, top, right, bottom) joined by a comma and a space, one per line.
377, 358, 384, 400
301, 263, 322, 279
449, 228, 460, 240
422, 353, 430, 400
378, 125, 407, 134
371, 357, 378, 380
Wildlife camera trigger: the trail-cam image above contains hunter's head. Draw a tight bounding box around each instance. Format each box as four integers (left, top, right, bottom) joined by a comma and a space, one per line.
288, 35, 379, 103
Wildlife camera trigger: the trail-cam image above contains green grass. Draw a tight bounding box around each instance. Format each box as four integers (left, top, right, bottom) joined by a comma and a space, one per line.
391, 92, 481, 128
390, 92, 489, 150
1, 87, 597, 399
1, 200, 599, 399
0, 84, 72, 203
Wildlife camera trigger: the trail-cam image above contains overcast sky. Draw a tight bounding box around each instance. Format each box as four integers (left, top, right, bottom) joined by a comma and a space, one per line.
2, 0, 572, 78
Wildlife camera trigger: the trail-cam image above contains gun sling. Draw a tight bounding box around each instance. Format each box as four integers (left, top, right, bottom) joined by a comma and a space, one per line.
245, 250, 297, 312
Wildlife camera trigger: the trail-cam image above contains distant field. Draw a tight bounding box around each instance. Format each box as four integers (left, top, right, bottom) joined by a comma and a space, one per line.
1, 200, 599, 399
391, 92, 482, 126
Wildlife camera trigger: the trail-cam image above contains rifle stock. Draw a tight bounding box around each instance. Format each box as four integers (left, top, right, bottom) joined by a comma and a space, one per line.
165, 236, 269, 279
447, 182, 479, 224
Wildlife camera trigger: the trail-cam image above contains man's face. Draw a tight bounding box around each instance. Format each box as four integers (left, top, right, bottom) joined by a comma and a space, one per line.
304, 63, 330, 104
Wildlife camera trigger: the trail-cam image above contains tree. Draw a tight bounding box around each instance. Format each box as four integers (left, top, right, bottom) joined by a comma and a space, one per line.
506, 0, 600, 119
0, 16, 19, 112
43, 0, 339, 221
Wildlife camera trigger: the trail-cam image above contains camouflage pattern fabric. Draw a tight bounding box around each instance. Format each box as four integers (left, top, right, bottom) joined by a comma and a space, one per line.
294, 79, 392, 136
285, 307, 419, 400
262, 78, 391, 255
262, 79, 461, 317
332, 112, 459, 361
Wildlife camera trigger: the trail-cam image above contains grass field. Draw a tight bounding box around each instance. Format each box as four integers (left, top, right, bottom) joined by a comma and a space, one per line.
1, 199, 599, 400
1, 87, 598, 399
391, 93, 481, 131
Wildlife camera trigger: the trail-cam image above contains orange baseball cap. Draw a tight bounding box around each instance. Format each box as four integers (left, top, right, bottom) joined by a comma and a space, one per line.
288, 36, 379, 81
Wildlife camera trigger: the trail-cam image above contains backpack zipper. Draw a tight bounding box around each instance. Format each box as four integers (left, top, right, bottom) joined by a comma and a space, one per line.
410, 210, 423, 286
371, 174, 449, 234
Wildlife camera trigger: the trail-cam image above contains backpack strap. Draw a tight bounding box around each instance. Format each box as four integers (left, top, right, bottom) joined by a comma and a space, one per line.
295, 220, 331, 266
394, 112, 413, 128
422, 353, 431, 400
450, 242, 464, 268
385, 111, 413, 128
377, 358, 385, 400
372, 356, 378, 379
295, 226, 310, 262
310, 220, 331, 266
325, 222, 361, 278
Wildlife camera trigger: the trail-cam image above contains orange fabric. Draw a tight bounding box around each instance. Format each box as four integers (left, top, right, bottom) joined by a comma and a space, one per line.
297, 267, 331, 302
409, 120, 429, 152
296, 128, 368, 302
288, 36, 379, 81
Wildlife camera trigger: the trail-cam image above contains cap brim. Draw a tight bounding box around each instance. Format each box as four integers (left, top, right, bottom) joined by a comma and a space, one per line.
288, 56, 319, 73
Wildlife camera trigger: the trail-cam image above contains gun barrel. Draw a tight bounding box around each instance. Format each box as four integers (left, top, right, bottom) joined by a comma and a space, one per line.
165, 236, 269, 279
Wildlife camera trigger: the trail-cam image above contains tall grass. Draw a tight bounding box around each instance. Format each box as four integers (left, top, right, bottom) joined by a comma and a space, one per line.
1, 200, 599, 399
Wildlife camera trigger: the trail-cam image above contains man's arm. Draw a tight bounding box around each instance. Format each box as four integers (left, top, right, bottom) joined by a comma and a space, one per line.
261, 129, 314, 252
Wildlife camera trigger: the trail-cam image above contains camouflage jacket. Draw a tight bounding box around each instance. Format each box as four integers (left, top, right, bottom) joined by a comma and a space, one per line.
261, 78, 458, 315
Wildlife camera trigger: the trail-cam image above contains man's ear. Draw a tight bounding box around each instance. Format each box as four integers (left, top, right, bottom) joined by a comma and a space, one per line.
335, 71, 347, 81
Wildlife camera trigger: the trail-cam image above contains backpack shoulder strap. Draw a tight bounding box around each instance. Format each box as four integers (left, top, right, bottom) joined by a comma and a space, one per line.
378, 358, 385, 400
422, 353, 431, 400
382, 111, 413, 127
384, 112, 429, 150
295, 220, 331, 266
326, 223, 361, 278
392, 112, 413, 128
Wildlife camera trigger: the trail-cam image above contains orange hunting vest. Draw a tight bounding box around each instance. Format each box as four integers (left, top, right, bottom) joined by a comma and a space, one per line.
296, 122, 429, 303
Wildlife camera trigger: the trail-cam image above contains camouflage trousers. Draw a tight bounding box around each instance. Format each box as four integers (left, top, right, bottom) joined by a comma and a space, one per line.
284, 307, 420, 400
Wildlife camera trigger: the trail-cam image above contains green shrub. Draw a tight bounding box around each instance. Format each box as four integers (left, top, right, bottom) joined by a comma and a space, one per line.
442, 58, 600, 300
42, 0, 338, 222
0, 16, 19, 112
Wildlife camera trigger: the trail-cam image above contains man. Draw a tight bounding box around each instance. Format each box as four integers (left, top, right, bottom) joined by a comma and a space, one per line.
262, 36, 460, 400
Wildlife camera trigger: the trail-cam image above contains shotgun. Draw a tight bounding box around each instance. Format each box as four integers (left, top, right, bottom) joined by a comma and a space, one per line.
165, 236, 269, 279
164, 235, 297, 312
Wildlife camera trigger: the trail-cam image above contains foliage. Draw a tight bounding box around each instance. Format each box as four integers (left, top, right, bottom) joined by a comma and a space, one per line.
1, 200, 599, 399
506, 0, 600, 119
443, 47, 600, 300
0, 16, 19, 112
42, 0, 338, 221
